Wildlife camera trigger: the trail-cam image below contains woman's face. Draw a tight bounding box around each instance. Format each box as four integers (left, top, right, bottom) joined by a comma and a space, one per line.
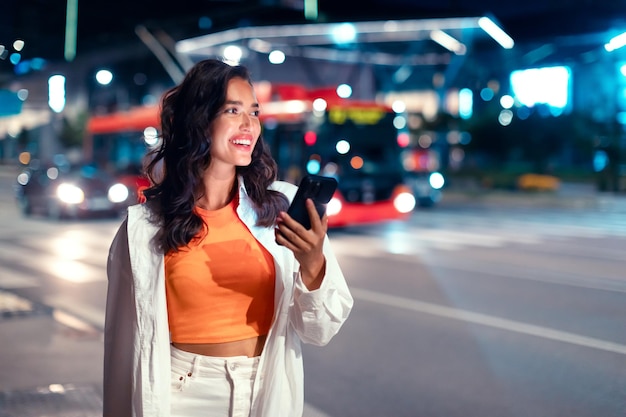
208, 77, 261, 172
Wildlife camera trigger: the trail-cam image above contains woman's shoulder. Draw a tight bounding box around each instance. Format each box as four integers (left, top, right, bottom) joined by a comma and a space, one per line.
127, 202, 152, 218
269, 180, 297, 200
126, 203, 159, 231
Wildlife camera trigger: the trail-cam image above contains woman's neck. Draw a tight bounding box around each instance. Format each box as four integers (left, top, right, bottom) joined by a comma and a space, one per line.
196, 172, 237, 211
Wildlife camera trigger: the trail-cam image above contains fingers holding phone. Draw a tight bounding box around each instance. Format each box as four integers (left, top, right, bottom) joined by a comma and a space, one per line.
275, 175, 337, 287
276, 174, 337, 246
275, 198, 327, 251
275, 199, 327, 289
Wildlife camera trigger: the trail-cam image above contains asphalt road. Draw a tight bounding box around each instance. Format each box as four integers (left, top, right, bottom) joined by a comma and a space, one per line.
1, 168, 625, 417
305, 207, 626, 417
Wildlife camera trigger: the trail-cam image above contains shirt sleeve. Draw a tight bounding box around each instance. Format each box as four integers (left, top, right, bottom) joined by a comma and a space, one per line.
290, 235, 354, 346
103, 217, 136, 417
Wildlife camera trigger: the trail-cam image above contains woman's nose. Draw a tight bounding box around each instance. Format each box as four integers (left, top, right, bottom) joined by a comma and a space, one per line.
240, 113, 254, 131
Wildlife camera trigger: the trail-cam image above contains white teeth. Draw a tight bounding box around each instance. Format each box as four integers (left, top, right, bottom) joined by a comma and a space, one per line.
231, 139, 251, 146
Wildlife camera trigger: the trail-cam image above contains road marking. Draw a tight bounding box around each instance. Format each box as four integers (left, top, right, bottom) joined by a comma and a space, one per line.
423, 258, 626, 294
303, 403, 331, 417
0, 245, 106, 284
44, 295, 106, 330
0, 266, 38, 289
332, 228, 542, 256
52, 310, 102, 336
351, 287, 626, 356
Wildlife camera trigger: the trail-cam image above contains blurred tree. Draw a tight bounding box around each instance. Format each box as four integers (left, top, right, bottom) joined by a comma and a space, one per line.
459, 101, 511, 167
462, 106, 602, 174
58, 111, 88, 149
405, 105, 604, 189
17, 128, 31, 149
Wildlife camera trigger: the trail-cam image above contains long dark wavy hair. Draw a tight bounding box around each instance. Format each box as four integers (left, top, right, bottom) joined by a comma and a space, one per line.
142, 59, 289, 254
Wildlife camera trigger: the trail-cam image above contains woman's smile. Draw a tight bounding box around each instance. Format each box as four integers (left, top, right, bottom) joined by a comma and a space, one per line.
229, 136, 254, 149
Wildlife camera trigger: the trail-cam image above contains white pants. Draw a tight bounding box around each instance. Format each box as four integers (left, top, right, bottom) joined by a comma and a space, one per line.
170, 345, 261, 417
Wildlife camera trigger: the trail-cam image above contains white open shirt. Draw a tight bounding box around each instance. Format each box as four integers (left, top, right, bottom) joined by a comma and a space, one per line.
103, 178, 354, 417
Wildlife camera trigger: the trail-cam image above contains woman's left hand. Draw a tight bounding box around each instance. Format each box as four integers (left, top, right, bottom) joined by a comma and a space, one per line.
275, 198, 327, 290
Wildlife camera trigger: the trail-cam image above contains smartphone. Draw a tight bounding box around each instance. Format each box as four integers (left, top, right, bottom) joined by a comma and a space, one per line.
287, 175, 338, 229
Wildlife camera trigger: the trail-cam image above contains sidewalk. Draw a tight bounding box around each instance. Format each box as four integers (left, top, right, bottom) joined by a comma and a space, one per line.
440, 181, 626, 212
0, 164, 103, 415
0, 290, 103, 416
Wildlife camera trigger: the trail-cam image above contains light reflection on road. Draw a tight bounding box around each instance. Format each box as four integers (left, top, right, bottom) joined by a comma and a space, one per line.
46, 228, 105, 283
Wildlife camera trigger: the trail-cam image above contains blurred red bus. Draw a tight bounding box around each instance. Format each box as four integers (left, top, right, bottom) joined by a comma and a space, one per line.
257, 83, 415, 227
84, 83, 415, 227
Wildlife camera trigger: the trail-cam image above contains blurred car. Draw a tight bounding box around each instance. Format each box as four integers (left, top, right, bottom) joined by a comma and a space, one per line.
15, 164, 132, 219
517, 173, 560, 191
114, 165, 151, 204
401, 148, 445, 208
405, 171, 445, 207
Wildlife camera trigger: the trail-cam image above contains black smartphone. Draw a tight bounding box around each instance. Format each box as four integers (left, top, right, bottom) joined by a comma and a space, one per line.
287, 175, 338, 229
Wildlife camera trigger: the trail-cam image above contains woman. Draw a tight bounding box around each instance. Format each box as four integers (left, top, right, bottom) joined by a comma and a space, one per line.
103, 58, 353, 417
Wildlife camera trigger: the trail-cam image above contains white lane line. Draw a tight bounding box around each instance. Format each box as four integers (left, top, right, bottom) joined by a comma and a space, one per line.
0, 245, 106, 284
0, 266, 38, 288
303, 403, 332, 417
351, 287, 626, 356
424, 258, 626, 294
333, 236, 626, 294
44, 295, 105, 330
52, 310, 102, 335
411, 230, 506, 247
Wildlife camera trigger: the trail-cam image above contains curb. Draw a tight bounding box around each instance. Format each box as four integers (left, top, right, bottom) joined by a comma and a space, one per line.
439, 188, 626, 211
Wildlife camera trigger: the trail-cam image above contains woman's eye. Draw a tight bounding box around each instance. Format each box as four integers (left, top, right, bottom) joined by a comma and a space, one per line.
225, 107, 238, 114
251, 110, 260, 117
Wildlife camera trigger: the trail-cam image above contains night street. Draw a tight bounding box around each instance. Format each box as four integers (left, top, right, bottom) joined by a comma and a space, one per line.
3, 1, 626, 415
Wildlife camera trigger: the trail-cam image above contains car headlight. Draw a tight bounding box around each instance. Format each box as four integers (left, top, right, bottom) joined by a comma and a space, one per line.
326, 197, 342, 216
57, 183, 84, 204
17, 172, 30, 186
393, 192, 416, 213
429, 172, 445, 190
108, 183, 130, 203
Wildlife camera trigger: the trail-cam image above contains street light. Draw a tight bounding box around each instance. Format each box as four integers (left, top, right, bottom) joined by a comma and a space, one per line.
95, 69, 113, 85
48, 75, 66, 113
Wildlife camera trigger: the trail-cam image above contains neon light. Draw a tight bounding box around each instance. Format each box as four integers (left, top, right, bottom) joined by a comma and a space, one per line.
510, 66, 570, 109
478, 17, 514, 49
328, 108, 385, 125
605, 32, 626, 52
397, 133, 410, 147
48, 74, 66, 113
459, 88, 473, 119
304, 131, 317, 146
430, 30, 467, 55
304, 0, 318, 20
350, 156, 364, 169
64, 0, 78, 61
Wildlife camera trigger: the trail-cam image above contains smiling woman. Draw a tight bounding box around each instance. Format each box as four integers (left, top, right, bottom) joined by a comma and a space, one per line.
103, 59, 353, 417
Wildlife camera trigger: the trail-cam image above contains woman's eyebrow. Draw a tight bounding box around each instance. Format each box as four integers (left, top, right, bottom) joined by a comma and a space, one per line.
224, 100, 259, 108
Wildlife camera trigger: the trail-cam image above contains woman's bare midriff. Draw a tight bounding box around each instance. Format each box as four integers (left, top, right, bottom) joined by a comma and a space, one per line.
172, 334, 267, 358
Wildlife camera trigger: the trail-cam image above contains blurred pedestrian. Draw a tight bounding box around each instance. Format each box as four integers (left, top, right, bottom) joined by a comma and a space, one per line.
103, 58, 353, 417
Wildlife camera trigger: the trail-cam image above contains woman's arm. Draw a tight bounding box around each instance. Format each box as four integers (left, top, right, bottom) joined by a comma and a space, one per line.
276, 198, 353, 346
275, 198, 327, 290
289, 233, 353, 346
274, 181, 354, 346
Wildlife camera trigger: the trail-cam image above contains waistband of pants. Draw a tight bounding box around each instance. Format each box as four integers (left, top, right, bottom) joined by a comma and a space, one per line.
171, 344, 260, 378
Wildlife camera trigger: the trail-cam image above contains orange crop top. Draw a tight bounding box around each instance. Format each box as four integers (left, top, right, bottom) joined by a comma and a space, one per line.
164, 197, 275, 344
